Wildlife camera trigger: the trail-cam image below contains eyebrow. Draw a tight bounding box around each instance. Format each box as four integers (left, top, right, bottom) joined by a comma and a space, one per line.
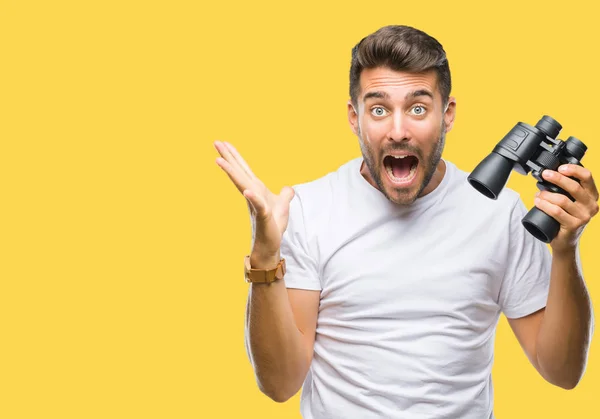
363, 89, 434, 103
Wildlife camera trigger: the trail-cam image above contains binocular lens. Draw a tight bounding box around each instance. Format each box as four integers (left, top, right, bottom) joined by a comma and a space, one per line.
522, 207, 561, 243
565, 136, 587, 161
467, 152, 514, 200
535, 116, 562, 139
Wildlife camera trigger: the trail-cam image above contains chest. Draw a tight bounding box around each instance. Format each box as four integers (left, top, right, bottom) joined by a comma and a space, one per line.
316, 211, 508, 329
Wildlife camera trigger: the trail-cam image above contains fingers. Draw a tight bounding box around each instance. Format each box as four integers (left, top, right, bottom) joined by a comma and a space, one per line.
223, 142, 256, 180
534, 194, 581, 230
244, 189, 270, 219
558, 164, 599, 201
541, 169, 590, 204
214, 141, 251, 193
537, 166, 600, 244
536, 190, 588, 221
215, 155, 248, 193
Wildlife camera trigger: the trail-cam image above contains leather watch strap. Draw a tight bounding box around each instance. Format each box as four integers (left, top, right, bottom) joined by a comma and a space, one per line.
244, 255, 286, 283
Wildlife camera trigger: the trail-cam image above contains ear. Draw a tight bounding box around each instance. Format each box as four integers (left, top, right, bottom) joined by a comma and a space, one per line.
443, 97, 457, 133
347, 100, 360, 136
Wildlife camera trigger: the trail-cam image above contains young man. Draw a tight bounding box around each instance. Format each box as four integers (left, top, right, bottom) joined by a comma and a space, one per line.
214, 25, 598, 418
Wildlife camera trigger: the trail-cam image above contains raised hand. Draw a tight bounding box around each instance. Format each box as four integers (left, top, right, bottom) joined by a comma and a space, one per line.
535, 164, 599, 253
214, 141, 295, 261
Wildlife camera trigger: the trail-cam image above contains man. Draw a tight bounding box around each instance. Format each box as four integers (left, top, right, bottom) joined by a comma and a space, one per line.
214, 25, 598, 418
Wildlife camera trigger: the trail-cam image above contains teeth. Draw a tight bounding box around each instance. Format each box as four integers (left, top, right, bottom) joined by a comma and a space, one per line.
392, 155, 407, 159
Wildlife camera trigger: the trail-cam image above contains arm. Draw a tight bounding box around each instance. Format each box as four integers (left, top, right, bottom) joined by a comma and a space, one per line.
245, 254, 319, 402
509, 163, 598, 389
509, 247, 593, 389
214, 140, 320, 402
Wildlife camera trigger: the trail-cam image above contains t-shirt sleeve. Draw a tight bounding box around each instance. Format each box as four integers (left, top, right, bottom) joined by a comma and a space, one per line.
280, 189, 322, 291
498, 197, 552, 319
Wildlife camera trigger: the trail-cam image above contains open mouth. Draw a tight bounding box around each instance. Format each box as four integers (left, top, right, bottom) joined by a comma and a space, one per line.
383, 154, 419, 185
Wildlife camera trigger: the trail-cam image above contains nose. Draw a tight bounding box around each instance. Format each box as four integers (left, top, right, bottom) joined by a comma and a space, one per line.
387, 111, 409, 142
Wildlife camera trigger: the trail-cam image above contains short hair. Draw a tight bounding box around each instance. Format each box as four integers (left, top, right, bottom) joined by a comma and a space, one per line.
349, 25, 452, 108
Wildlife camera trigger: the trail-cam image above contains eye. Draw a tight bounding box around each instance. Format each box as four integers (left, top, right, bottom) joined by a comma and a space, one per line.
411, 105, 427, 116
371, 106, 388, 117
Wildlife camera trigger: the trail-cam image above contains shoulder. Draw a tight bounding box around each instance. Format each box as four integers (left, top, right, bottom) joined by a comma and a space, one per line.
282, 158, 358, 256
292, 157, 359, 195
445, 160, 540, 259
289, 157, 360, 219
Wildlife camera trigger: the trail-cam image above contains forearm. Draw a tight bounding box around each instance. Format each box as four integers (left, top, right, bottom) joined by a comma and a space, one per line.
536, 246, 594, 388
245, 253, 310, 402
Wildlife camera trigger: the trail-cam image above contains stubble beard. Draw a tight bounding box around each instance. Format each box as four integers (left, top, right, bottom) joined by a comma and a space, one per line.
358, 120, 446, 205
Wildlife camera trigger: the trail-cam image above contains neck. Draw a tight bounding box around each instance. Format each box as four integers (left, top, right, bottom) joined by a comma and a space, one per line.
418, 159, 446, 198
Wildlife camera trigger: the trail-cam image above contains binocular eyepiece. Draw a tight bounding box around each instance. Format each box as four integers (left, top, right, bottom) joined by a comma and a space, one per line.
467, 115, 587, 243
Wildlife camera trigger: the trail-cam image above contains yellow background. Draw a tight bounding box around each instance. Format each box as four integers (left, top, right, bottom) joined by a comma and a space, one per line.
1, 0, 598, 417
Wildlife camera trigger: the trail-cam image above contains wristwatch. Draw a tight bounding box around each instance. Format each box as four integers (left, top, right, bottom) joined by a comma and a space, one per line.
244, 255, 286, 283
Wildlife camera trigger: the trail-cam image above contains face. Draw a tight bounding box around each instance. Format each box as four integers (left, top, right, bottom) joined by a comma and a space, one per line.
348, 67, 456, 205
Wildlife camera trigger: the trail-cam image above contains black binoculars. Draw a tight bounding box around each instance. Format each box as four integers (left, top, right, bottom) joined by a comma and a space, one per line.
467, 115, 587, 243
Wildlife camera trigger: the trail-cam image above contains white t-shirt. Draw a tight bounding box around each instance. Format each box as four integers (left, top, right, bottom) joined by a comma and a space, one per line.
280, 156, 552, 419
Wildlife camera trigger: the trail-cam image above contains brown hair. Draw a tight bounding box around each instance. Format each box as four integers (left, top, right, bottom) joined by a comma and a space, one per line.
349, 25, 451, 108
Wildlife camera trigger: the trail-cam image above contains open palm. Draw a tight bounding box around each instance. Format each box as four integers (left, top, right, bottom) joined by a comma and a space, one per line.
214, 141, 295, 257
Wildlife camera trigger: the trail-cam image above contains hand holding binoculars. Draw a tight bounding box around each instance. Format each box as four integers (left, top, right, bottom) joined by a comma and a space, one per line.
467, 115, 587, 243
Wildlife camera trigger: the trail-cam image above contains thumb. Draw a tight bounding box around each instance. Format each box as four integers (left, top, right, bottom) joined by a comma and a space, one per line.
280, 186, 295, 204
